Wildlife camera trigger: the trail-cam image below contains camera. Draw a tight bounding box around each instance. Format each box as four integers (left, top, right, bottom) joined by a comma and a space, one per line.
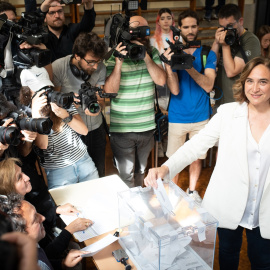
223, 25, 238, 46
78, 82, 117, 113
0, 126, 21, 146
162, 26, 200, 70
0, 111, 53, 145
0, 12, 51, 68
41, 87, 74, 109
104, 0, 149, 61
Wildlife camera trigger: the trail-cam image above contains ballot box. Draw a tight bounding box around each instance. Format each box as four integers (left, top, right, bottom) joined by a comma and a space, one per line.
117, 181, 218, 270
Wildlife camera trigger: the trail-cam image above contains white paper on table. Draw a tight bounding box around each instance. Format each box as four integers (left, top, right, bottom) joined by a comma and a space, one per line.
60, 192, 120, 242
80, 234, 118, 257
154, 178, 174, 215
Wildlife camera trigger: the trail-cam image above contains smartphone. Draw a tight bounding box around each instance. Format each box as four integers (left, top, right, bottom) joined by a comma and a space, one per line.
112, 248, 129, 262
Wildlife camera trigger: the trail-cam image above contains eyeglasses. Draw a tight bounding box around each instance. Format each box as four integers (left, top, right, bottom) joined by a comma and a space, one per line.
47, 10, 64, 16
82, 58, 102, 66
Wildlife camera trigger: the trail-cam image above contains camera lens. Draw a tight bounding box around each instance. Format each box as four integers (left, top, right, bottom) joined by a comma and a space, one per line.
225, 30, 236, 46
18, 118, 53, 135
88, 102, 100, 114
0, 126, 21, 146
127, 43, 145, 60
48, 91, 74, 109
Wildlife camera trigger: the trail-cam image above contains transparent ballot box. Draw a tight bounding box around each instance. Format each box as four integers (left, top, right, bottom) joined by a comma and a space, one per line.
117, 181, 219, 270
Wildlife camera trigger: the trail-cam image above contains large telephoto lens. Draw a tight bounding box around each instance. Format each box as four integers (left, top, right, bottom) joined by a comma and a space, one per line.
0, 126, 21, 146
18, 118, 53, 135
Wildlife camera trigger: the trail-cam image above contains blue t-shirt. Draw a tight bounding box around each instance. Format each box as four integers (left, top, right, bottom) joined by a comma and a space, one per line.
168, 47, 217, 123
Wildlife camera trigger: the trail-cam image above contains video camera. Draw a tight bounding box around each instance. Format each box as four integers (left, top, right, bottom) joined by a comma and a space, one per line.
77, 82, 117, 113
104, 0, 149, 61
222, 24, 238, 46
162, 26, 200, 70
0, 111, 53, 146
0, 12, 51, 68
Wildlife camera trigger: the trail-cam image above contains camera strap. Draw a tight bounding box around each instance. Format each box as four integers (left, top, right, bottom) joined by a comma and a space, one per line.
237, 44, 248, 64
113, 50, 126, 59
159, 53, 171, 66
0, 32, 14, 78
200, 45, 211, 74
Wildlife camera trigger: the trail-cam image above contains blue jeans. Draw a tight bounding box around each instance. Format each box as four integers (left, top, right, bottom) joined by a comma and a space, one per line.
46, 153, 99, 189
110, 130, 154, 188
218, 226, 270, 270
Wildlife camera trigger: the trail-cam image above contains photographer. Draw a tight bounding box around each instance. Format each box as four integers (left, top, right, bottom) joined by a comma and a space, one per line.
104, 16, 166, 188
212, 3, 260, 105
20, 66, 99, 189
39, 0, 96, 62
0, 93, 60, 233
162, 10, 217, 204
52, 32, 107, 177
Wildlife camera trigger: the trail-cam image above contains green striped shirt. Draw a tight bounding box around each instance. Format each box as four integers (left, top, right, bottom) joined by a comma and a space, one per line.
106, 47, 161, 132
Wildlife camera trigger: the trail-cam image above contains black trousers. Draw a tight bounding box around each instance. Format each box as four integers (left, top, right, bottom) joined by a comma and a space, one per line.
81, 123, 106, 177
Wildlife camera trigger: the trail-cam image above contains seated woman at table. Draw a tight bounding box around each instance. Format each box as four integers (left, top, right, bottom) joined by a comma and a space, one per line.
144, 56, 270, 270
0, 157, 93, 240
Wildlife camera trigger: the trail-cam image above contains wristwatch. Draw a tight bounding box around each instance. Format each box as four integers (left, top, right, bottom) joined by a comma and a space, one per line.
62, 114, 73, 124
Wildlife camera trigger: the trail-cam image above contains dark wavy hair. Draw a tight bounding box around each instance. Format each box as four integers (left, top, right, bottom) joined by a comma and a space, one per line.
178, 9, 199, 27
233, 56, 270, 103
0, 93, 17, 118
72, 32, 108, 59
0, 193, 26, 233
218, 4, 242, 21
0, 1, 17, 16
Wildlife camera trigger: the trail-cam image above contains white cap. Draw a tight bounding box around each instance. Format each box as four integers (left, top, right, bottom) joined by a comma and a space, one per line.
20, 66, 54, 92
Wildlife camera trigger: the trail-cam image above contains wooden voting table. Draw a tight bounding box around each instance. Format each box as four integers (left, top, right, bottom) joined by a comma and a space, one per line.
49, 175, 137, 270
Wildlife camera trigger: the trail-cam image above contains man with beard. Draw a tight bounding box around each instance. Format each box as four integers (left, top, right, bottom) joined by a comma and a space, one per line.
104, 16, 166, 188
212, 4, 260, 106
39, 0, 95, 62
162, 10, 217, 203
52, 32, 107, 177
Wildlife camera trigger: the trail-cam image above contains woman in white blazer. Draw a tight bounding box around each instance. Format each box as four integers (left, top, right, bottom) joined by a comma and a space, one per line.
144, 56, 270, 270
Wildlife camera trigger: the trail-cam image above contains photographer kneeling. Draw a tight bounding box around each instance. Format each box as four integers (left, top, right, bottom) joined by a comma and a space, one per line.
20, 66, 99, 189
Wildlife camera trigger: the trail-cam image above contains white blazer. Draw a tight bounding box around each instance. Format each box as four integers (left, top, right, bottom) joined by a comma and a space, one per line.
163, 102, 270, 239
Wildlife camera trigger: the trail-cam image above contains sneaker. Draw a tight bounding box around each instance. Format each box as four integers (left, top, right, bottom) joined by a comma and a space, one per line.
212, 14, 218, 20
203, 16, 211, 22
186, 188, 203, 204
